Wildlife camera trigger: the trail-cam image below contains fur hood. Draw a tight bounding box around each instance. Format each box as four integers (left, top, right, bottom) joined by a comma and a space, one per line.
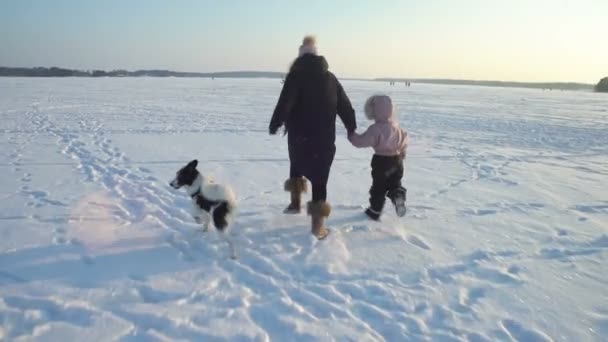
289, 54, 329, 75
349, 94, 407, 157
364, 95, 394, 122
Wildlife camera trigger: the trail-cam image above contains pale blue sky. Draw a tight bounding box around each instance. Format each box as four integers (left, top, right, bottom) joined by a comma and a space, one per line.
1, 0, 606, 82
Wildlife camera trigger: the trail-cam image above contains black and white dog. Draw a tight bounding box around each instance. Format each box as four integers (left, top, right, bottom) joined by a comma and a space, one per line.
169, 160, 238, 259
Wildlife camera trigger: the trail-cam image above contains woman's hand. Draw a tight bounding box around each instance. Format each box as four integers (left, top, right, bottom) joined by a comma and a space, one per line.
269, 123, 281, 135
347, 130, 355, 140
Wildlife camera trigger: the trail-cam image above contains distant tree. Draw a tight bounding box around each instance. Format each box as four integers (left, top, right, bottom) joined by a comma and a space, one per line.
108, 69, 128, 77
71, 69, 90, 77
92, 70, 107, 77
595, 77, 608, 93
49, 67, 74, 77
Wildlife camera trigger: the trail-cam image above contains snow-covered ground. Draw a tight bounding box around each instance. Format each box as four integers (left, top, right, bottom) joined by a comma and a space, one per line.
1, 77, 607, 341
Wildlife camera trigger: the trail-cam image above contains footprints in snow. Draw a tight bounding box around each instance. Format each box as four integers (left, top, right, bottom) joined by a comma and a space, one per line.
52, 227, 67, 245
456, 287, 485, 312
461, 202, 545, 217
406, 234, 431, 250
137, 166, 152, 174
537, 234, 608, 261
427, 249, 524, 285
342, 223, 431, 251
568, 202, 607, 223
1, 296, 95, 340
500, 319, 554, 342
429, 149, 517, 199
571, 203, 608, 214
20, 185, 67, 208
18, 172, 32, 183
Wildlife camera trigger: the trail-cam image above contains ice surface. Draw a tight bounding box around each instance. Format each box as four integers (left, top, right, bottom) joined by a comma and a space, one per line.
1, 77, 607, 341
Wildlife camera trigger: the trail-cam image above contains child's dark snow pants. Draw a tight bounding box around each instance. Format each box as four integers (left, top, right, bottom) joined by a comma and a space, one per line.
368, 154, 406, 214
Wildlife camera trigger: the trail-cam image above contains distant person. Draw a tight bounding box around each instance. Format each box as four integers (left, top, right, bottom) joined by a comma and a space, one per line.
348, 95, 408, 220
269, 35, 357, 239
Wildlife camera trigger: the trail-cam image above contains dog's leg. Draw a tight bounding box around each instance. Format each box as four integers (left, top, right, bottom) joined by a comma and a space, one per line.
219, 231, 237, 259
202, 213, 211, 232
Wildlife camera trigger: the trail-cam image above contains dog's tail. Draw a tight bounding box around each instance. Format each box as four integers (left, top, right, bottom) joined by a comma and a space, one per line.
224, 186, 238, 213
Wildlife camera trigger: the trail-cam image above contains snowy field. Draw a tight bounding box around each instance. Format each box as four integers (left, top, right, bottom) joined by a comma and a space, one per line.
1, 77, 607, 341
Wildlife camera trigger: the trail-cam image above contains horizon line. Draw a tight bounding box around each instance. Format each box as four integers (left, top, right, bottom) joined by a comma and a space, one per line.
0, 65, 597, 86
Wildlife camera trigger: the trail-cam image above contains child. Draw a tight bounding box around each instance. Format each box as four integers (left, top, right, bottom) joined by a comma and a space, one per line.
348, 95, 408, 220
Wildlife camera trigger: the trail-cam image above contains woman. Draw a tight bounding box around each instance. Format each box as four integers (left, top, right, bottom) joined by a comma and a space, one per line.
269, 36, 356, 239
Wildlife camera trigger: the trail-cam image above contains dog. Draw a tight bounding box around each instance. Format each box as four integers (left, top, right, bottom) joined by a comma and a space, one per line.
169, 160, 238, 259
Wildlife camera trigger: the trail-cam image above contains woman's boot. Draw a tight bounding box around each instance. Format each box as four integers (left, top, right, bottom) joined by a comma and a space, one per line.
307, 201, 331, 240
283, 177, 307, 214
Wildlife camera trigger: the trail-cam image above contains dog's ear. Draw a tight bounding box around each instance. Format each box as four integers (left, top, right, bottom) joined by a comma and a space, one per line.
187, 159, 198, 169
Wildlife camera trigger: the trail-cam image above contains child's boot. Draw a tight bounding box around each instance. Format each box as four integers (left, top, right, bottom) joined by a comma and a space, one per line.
283, 177, 307, 214
388, 187, 407, 217
365, 207, 381, 221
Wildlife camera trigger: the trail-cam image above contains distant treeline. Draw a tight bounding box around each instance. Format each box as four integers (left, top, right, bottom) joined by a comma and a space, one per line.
0, 67, 285, 79
1, 66, 600, 92
376, 78, 594, 91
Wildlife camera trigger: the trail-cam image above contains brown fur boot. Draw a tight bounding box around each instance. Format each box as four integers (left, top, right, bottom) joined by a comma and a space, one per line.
283, 177, 308, 214
307, 201, 331, 240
